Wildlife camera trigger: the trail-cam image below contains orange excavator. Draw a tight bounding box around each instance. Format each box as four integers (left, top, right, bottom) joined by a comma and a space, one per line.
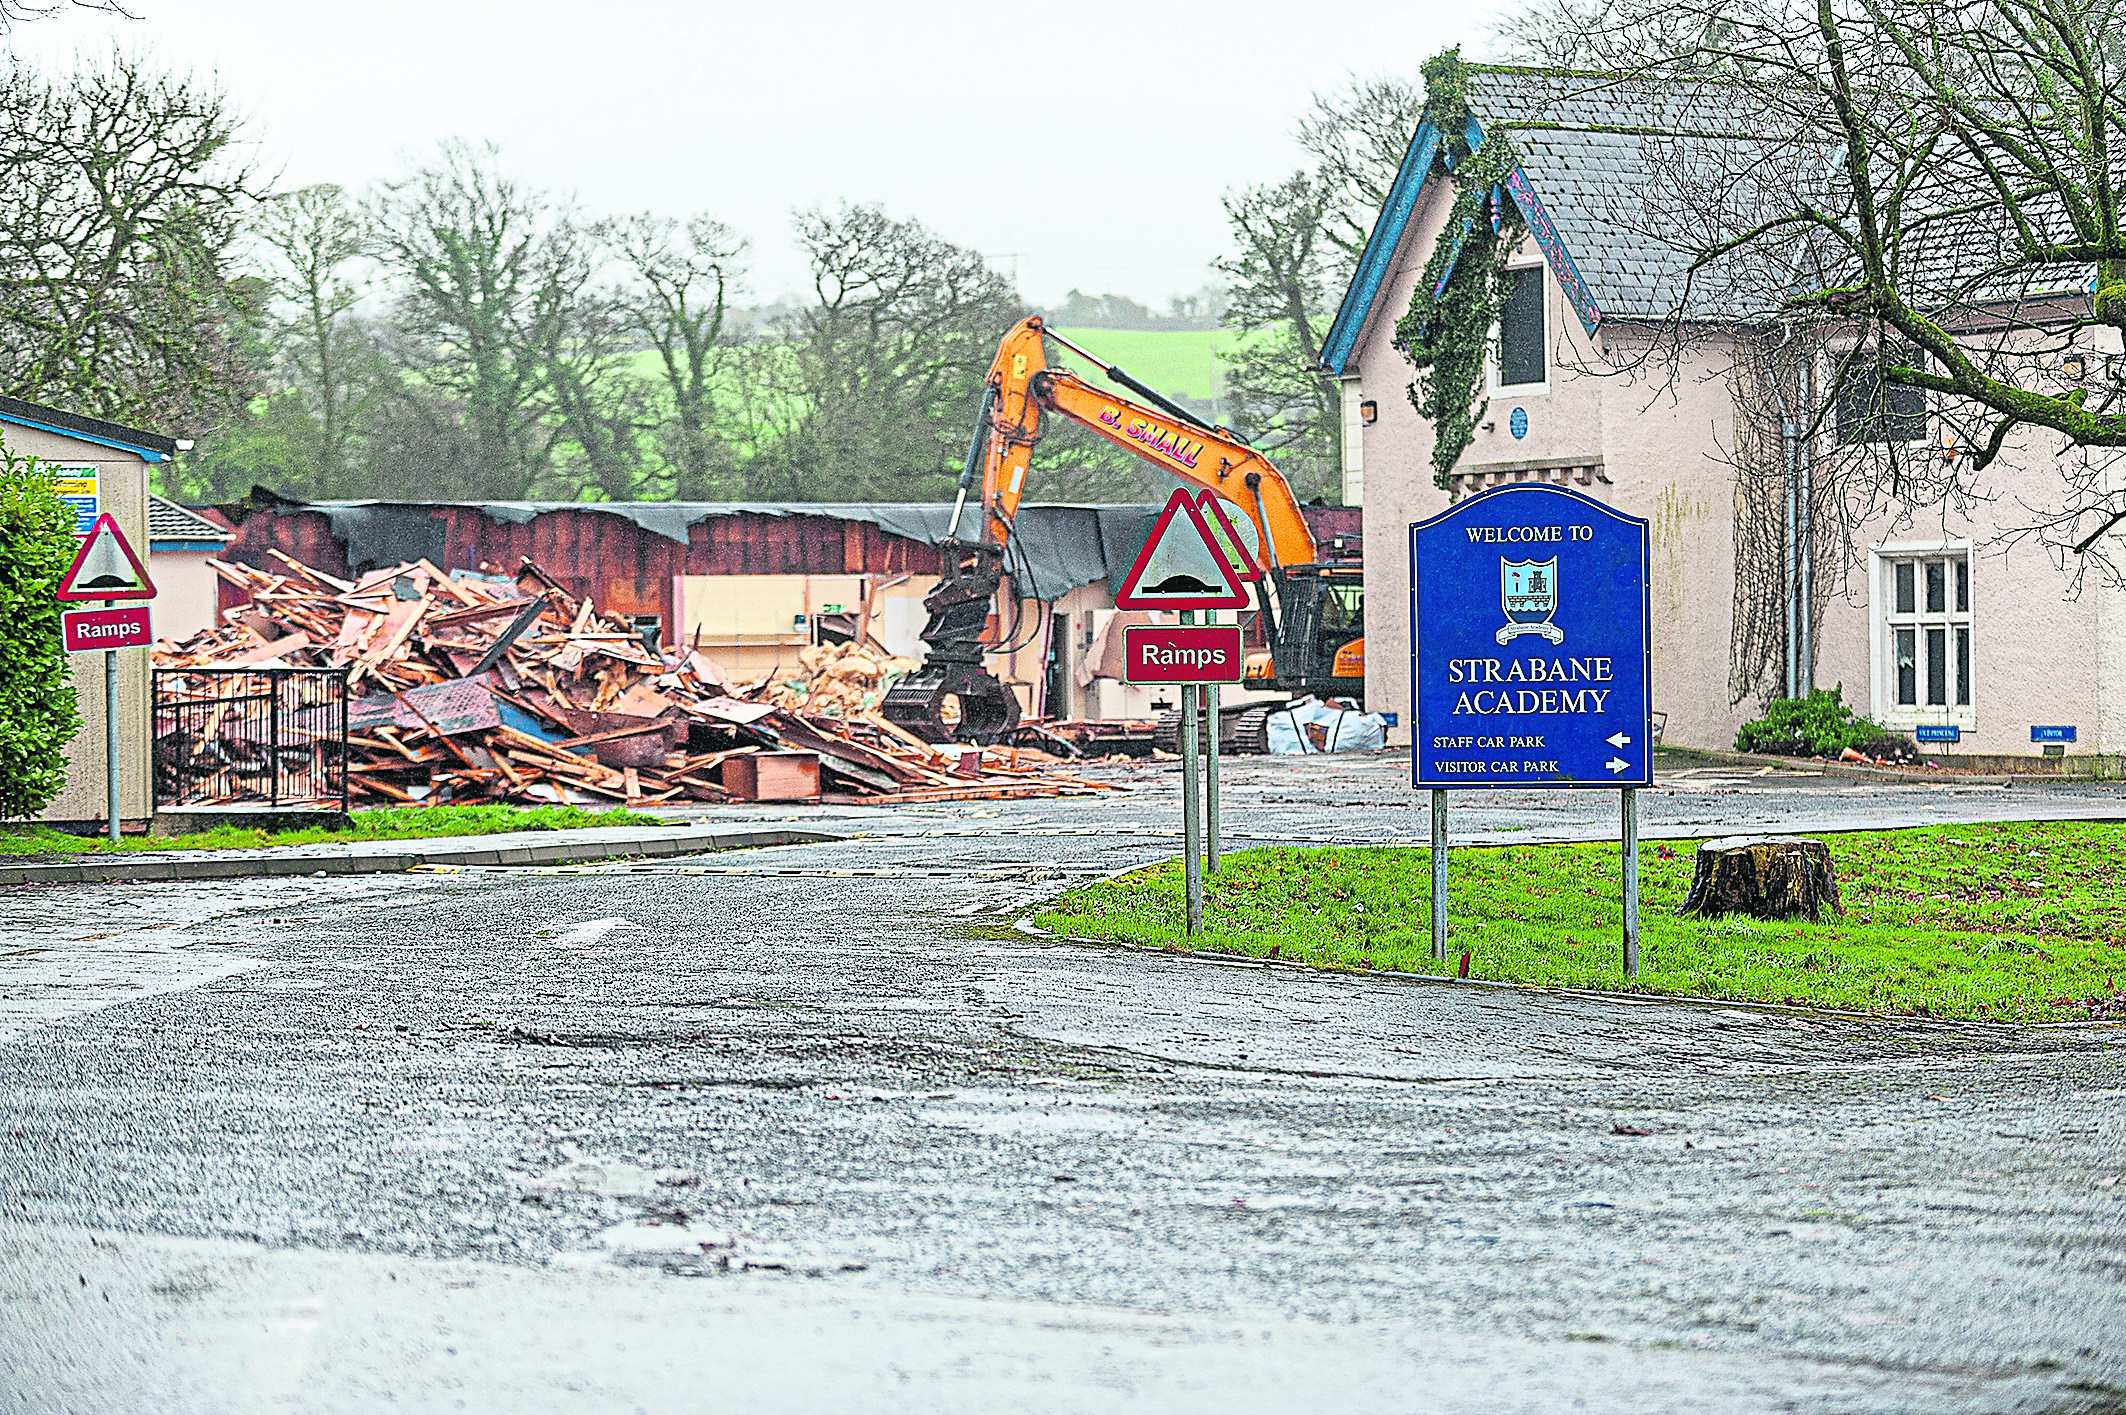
879, 316, 1365, 745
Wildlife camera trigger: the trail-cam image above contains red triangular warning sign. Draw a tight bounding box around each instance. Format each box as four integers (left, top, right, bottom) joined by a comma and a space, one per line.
1114, 489, 1252, 610
1193, 492, 1264, 582
57, 513, 155, 601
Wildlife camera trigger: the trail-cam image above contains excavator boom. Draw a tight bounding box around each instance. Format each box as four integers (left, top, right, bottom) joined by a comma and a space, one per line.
973, 318, 1317, 571
880, 316, 1354, 745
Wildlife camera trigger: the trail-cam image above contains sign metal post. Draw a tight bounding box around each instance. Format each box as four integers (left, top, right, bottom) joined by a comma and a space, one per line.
1621, 787, 1640, 976
1430, 788, 1448, 960
1204, 613, 1220, 874
1410, 485, 1652, 980
1180, 678, 1203, 935
102, 633, 120, 844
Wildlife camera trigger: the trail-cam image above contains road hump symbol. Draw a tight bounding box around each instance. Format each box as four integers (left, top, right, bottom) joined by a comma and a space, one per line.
1113, 489, 1253, 610
57, 513, 155, 601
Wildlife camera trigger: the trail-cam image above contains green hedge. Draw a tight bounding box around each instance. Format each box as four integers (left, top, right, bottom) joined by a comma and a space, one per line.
0, 443, 83, 818
1734, 686, 1913, 761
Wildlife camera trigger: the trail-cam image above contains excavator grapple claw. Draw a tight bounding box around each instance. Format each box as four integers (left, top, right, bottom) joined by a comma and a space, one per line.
879, 660, 1021, 745
878, 538, 1023, 745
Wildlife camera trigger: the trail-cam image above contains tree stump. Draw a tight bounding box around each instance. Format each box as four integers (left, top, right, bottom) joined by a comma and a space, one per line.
1676, 836, 1842, 920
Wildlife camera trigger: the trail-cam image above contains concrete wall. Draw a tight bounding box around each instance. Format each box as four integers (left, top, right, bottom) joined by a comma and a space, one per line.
148, 547, 224, 644
4, 427, 156, 827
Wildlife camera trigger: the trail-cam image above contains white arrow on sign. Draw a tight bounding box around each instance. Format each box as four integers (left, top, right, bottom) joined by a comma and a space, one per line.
1606, 731, 1632, 749
1606, 756, 1631, 773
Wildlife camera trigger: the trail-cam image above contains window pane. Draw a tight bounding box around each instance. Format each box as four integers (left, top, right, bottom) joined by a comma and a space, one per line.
1956, 558, 1968, 612
1885, 381, 1929, 440
1926, 561, 1946, 613
1894, 562, 1915, 614
1896, 628, 1916, 704
1926, 627, 1946, 705
1499, 266, 1545, 386
1956, 626, 1971, 705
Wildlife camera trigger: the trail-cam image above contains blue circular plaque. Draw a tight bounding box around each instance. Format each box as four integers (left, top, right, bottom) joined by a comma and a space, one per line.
1509, 406, 1529, 439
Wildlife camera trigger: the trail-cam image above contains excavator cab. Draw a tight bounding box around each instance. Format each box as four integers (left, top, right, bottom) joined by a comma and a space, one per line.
1259, 564, 1366, 696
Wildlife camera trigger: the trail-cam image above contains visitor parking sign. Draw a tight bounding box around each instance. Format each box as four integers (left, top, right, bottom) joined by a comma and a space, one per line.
1410, 484, 1651, 788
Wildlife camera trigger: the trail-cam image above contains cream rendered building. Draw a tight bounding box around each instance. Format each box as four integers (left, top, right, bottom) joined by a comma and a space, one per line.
1323, 68, 2126, 770
0, 396, 182, 829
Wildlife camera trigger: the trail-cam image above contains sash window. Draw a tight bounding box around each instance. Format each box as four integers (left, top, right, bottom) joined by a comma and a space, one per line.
1879, 549, 1973, 718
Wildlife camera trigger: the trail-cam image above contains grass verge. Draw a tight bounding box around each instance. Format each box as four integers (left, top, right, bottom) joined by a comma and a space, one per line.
1034, 820, 2126, 1022
0, 805, 672, 858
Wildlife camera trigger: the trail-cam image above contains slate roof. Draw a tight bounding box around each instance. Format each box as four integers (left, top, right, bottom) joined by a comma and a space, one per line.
148, 494, 229, 544
1322, 65, 2093, 374
1469, 68, 1790, 323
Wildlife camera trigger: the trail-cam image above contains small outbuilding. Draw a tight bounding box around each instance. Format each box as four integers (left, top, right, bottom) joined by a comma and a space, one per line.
0, 395, 177, 830
147, 494, 231, 643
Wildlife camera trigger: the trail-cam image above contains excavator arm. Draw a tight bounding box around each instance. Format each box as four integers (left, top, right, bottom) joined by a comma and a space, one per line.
967, 317, 1317, 570
881, 316, 1344, 745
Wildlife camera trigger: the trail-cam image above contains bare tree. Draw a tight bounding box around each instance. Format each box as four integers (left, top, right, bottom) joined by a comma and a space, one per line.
1215, 172, 1340, 500
610, 213, 750, 499
1202, 76, 1428, 507
1492, 0, 2126, 584
248, 184, 387, 496
523, 215, 651, 501
766, 203, 1023, 502
0, 51, 262, 437
1295, 77, 1429, 263
367, 141, 559, 499
0, 0, 132, 31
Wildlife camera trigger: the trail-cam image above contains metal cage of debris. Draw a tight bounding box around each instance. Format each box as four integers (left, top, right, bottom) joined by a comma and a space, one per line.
152, 668, 350, 811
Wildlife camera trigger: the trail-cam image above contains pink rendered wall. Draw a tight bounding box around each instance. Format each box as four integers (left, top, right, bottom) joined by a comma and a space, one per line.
1351, 192, 2126, 759
1352, 193, 1747, 750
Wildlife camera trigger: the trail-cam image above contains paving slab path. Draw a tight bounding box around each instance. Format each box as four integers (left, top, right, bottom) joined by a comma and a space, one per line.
3, 754, 2123, 1413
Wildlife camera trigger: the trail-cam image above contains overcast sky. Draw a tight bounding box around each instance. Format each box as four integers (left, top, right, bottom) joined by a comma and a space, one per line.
8, 0, 1514, 308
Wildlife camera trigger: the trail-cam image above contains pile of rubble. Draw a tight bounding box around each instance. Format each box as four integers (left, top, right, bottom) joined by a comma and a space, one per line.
151, 551, 1117, 808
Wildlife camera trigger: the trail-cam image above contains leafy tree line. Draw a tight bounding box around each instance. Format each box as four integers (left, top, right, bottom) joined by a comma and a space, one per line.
0, 53, 1166, 508
0, 48, 1407, 511
195, 147, 1071, 507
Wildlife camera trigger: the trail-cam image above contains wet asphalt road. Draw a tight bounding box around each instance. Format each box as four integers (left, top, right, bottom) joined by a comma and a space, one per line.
4, 754, 2125, 1412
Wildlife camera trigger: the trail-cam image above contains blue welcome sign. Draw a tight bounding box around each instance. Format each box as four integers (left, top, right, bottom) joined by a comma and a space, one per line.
1410, 484, 1652, 788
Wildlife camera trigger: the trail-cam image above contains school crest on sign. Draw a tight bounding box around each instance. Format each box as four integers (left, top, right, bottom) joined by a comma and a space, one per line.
1497, 557, 1564, 644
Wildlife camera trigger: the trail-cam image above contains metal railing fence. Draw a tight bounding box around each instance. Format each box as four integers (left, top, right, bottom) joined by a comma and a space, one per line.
152, 668, 350, 811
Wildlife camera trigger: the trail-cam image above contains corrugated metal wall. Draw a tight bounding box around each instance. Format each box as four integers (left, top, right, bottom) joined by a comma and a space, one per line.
219, 507, 944, 625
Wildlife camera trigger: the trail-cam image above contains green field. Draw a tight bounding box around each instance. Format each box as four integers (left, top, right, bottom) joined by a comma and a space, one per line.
624, 328, 1239, 408
1048, 328, 1236, 404
1035, 821, 2126, 1022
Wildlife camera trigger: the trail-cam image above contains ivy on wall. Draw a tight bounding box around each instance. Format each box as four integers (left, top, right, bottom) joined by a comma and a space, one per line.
1393, 51, 1527, 488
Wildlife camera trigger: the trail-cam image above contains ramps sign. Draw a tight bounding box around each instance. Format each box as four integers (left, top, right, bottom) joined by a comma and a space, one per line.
57, 513, 155, 601
1410, 484, 1649, 788
1114, 489, 1252, 611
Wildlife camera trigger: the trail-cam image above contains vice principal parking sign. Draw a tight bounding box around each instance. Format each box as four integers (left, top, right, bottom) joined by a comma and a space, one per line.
1411, 484, 1651, 788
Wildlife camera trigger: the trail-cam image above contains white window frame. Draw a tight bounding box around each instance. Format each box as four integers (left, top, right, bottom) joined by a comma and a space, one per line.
1487, 258, 1551, 397
1869, 539, 1975, 730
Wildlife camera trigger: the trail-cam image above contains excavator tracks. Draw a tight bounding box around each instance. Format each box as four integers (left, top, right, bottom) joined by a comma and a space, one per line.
1152, 701, 1280, 756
